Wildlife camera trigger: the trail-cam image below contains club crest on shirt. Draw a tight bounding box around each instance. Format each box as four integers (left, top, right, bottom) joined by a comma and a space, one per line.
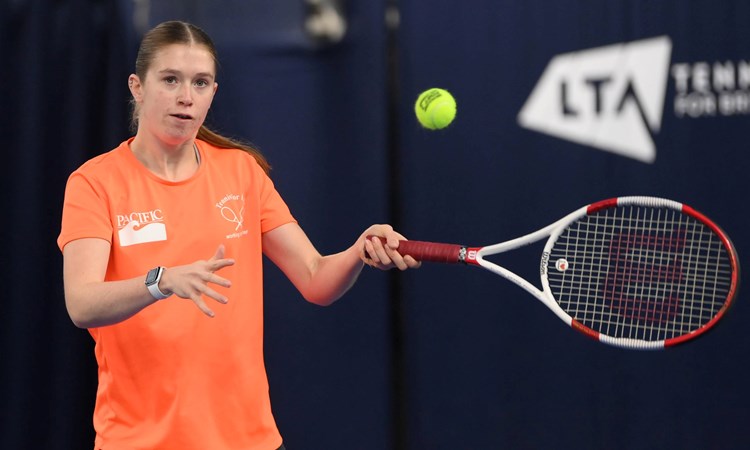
216, 193, 248, 239
116, 209, 167, 247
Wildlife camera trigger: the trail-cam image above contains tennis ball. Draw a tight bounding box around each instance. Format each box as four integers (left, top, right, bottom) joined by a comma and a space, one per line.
415, 88, 456, 130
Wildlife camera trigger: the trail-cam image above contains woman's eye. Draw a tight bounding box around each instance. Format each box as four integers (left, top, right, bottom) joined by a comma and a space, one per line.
164, 76, 178, 84
195, 79, 209, 87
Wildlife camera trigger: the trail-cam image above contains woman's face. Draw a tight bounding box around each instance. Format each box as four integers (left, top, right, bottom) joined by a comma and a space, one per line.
131, 43, 218, 146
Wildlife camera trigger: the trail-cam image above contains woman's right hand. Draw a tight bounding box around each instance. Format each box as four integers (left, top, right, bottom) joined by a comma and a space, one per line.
159, 244, 235, 317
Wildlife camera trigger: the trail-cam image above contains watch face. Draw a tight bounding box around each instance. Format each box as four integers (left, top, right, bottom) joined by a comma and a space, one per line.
145, 268, 160, 284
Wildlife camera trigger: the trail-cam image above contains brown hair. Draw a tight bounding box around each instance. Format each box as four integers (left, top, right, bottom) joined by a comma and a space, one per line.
130, 20, 270, 173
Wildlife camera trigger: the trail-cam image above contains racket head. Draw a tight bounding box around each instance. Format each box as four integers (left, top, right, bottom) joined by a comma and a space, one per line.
541, 196, 740, 350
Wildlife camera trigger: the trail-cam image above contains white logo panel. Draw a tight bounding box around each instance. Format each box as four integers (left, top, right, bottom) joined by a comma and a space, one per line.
518, 36, 672, 163
116, 209, 167, 247
118, 221, 167, 247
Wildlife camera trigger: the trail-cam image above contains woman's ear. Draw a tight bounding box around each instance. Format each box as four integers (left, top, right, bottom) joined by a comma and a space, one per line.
128, 74, 143, 101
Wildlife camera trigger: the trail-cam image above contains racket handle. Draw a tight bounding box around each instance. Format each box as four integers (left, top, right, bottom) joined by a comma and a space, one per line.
366, 236, 464, 264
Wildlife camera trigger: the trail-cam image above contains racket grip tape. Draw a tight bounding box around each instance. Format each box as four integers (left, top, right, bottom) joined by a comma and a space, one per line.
366, 236, 464, 264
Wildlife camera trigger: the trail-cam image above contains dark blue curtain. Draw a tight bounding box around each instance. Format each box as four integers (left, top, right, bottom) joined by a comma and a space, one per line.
397, 1, 749, 449
3, 1, 748, 449
1, 0, 134, 448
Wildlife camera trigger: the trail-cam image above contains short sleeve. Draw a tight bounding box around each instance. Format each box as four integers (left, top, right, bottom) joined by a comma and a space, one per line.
57, 171, 114, 251
255, 162, 296, 234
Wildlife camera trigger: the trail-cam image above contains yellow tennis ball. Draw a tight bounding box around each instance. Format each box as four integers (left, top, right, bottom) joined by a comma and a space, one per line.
415, 88, 457, 130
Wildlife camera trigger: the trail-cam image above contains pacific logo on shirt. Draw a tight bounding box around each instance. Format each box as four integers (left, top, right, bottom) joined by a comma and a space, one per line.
116, 209, 167, 247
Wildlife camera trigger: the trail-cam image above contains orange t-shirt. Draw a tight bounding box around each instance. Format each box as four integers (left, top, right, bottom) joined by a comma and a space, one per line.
58, 138, 295, 450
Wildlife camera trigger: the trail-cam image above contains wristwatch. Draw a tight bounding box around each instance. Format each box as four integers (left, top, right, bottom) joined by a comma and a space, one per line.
145, 266, 171, 300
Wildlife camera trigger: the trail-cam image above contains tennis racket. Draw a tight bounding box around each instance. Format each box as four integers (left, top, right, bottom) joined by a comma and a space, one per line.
385, 196, 740, 350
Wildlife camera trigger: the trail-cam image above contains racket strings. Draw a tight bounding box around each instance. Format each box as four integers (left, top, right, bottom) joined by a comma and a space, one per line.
547, 205, 733, 341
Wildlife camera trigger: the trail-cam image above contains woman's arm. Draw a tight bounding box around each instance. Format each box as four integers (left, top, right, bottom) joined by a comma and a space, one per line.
262, 222, 420, 306
62, 238, 234, 328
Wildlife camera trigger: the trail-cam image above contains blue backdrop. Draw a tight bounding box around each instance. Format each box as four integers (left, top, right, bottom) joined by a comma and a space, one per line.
2, 1, 748, 449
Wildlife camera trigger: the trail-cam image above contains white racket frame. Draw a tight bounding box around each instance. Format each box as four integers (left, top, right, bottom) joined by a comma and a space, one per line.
472, 196, 689, 350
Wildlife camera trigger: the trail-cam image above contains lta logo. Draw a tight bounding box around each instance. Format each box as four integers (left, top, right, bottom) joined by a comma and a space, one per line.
518, 36, 672, 164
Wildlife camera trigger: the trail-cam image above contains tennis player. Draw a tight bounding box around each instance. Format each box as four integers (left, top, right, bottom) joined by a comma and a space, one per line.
58, 20, 419, 450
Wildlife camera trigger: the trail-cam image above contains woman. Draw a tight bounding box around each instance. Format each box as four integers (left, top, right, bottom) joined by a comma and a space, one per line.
58, 20, 419, 450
